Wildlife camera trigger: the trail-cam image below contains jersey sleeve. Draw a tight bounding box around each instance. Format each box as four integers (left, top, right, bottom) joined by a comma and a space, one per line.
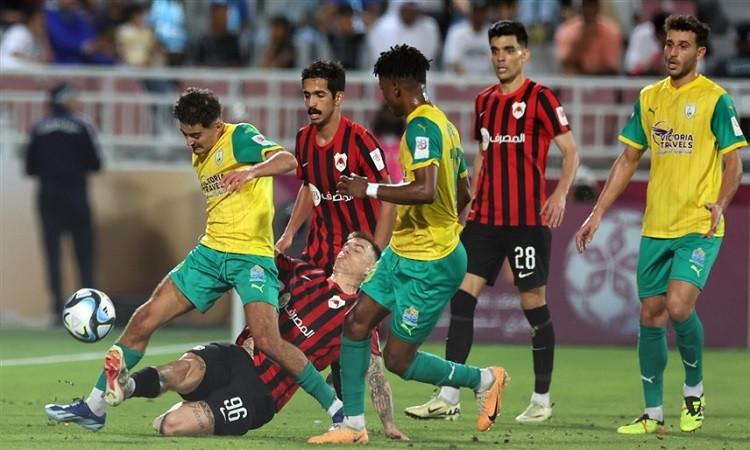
472, 94, 483, 142
711, 93, 748, 154
404, 117, 443, 171
618, 98, 648, 151
354, 128, 389, 182
275, 253, 302, 287
232, 123, 284, 164
457, 146, 469, 179
537, 88, 571, 137
293, 128, 307, 181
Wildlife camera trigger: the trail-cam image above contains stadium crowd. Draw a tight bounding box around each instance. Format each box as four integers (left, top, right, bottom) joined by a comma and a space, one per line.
1, 0, 748, 79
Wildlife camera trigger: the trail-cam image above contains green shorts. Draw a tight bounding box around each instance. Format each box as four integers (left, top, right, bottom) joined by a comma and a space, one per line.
362, 244, 467, 344
170, 244, 279, 313
637, 234, 722, 298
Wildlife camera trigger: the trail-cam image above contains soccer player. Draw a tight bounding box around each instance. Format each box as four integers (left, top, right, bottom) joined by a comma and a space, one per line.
45, 87, 340, 432
107, 233, 407, 439
575, 15, 746, 434
276, 59, 395, 274
308, 45, 509, 445
406, 20, 579, 424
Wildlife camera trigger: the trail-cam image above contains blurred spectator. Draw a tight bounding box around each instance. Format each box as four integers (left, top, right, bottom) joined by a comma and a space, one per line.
624, 11, 668, 76
0, 6, 50, 69
25, 83, 101, 325
84, 0, 128, 63
45, 0, 114, 64
496, 0, 518, 21
714, 22, 750, 78
365, 0, 440, 69
555, 0, 621, 75
115, 3, 160, 67
442, 0, 491, 75
194, 1, 242, 67
149, 0, 187, 66
518, 0, 557, 43
372, 103, 404, 183
258, 15, 295, 68
327, 3, 366, 69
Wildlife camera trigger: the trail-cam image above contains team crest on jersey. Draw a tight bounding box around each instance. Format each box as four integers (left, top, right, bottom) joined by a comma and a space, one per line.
684, 103, 696, 119
214, 149, 224, 165
400, 306, 419, 335
334, 152, 348, 172
512, 101, 526, 119
328, 295, 346, 310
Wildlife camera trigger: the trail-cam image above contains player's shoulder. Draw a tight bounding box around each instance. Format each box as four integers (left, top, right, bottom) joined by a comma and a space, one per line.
695, 75, 729, 96
639, 77, 669, 96
345, 116, 373, 137
475, 84, 497, 102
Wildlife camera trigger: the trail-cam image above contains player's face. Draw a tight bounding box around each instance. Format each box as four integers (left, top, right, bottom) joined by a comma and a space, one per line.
378, 77, 404, 117
663, 30, 705, 79
303, 77, 342, 126
179, 120, 223, 156
489, 35, 528, 84
336, 237, 377, 275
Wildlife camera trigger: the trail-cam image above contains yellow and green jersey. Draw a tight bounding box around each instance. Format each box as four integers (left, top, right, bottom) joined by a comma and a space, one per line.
391, 104, 468, 260
193, 122, 283, 256
619, 75, 747, 238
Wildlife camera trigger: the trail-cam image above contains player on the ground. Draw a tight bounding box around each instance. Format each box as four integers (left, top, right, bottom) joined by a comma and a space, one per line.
107, 233, 407, 439
308, 45, 509, 445
406, 20, 579, 424
575, 15, 746, 434
45, 87, 340, 431
276, 59, 395, 274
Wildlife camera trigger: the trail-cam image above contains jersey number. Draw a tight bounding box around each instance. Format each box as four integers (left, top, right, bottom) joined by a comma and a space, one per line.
514, 246, 536, 270
220, 396, 248, 422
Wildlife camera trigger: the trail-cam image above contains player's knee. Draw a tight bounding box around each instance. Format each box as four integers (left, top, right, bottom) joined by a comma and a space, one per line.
157, 412, 187, 436
666, 303, 693, 323
342, 310, 370, 341
450, 291, 477, 319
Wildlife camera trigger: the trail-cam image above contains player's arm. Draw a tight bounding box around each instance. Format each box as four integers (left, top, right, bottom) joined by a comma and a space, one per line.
366, 355, 409, 440
704, 149, 744, 237
276, 183, 314, 253
575, 144, 642, 252
374, 200, 397, 251
221, 124, 297, 192
470, 144, 484, 198
543, 131, 580, 227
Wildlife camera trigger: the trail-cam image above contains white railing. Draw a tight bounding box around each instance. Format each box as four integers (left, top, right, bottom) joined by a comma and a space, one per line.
2, 66, 749, 168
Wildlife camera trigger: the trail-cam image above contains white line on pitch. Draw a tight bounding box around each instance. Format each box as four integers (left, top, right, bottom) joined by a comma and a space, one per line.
0, 342, 203, 367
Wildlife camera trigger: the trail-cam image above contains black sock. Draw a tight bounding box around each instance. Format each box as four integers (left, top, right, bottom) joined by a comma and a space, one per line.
523, 304, 555, 394
130, 367, 161, 398
445, 290, 478, 363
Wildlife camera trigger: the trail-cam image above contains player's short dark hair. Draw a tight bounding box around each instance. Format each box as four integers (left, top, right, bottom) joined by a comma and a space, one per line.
373, 44, 431, 84
301, 60, 346, 95
665, 15, 711, 48
173, 87, 222, 127
348, 231, 381, 260
488, 20, 528, 48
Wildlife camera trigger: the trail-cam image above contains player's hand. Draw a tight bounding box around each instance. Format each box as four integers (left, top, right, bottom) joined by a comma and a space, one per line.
703, 203, 723, 238
275, 232, 293, 254
336, 174, 368, 198
575, 212, 601, 253
541, 189, 567, 228
384, 424, 409, 440
220, 168, 255, 193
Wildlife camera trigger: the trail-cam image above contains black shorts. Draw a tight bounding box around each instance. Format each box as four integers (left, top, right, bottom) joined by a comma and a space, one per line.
183, 343, 276, 436
462, 221, 551, 291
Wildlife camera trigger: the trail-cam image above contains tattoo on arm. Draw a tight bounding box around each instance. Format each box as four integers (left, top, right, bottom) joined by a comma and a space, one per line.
367, 355, 395, 428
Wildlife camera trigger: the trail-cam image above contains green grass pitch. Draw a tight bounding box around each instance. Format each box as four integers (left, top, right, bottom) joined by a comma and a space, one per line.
1, 328, 748, 449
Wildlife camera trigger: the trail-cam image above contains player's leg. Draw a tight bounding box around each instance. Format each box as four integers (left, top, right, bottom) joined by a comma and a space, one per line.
617, 236, 671, 434
406, 222, 500, 420
232, 255, 340, 421
70, 197, 95, 289
668, 234, 721, 432
120, 352, 207, 402
38, 195, 63, 323
154, 401, 216, 436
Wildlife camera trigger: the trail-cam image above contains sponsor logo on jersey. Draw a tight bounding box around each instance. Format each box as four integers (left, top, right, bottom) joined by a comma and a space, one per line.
284, 304, 314, 337
651, 121, 694, 154
370, 148, 385, 171
556, 106, 569, 126
414, 136, 430, 159
480, 128, 525, 150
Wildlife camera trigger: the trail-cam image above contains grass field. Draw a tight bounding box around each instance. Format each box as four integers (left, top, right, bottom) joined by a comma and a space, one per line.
1, 327, 748, 449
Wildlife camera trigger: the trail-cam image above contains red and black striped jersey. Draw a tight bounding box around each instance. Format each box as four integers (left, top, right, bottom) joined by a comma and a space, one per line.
295, 116, 389, 273
252, 254, 379, 411
469, 78, 571, 227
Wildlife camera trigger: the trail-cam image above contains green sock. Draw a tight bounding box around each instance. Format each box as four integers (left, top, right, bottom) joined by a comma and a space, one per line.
296, 361, 336, 412
94, 342, 144, 391
340, 336, 371, 416
672, 312, 704, 387
638, 325, 667, 408
403, 351, 481, 389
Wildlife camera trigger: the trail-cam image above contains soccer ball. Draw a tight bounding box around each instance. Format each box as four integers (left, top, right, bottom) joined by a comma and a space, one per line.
62, 288, 116, 343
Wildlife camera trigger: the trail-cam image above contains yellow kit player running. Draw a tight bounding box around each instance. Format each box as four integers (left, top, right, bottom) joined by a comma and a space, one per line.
576, 16, 746, 435
45, 87, 342, 432
308, 45, 509, 445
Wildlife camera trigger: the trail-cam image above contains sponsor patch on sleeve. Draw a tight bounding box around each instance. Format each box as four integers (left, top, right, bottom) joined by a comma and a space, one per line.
731, 116, 743, 137
369, 148, 385, 171
556, 106, 569, 127
252, 134, 270, 146
414, 136, 429, 160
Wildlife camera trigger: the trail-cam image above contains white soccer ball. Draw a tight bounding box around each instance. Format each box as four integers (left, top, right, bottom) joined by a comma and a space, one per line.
62, 288, 116, 343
